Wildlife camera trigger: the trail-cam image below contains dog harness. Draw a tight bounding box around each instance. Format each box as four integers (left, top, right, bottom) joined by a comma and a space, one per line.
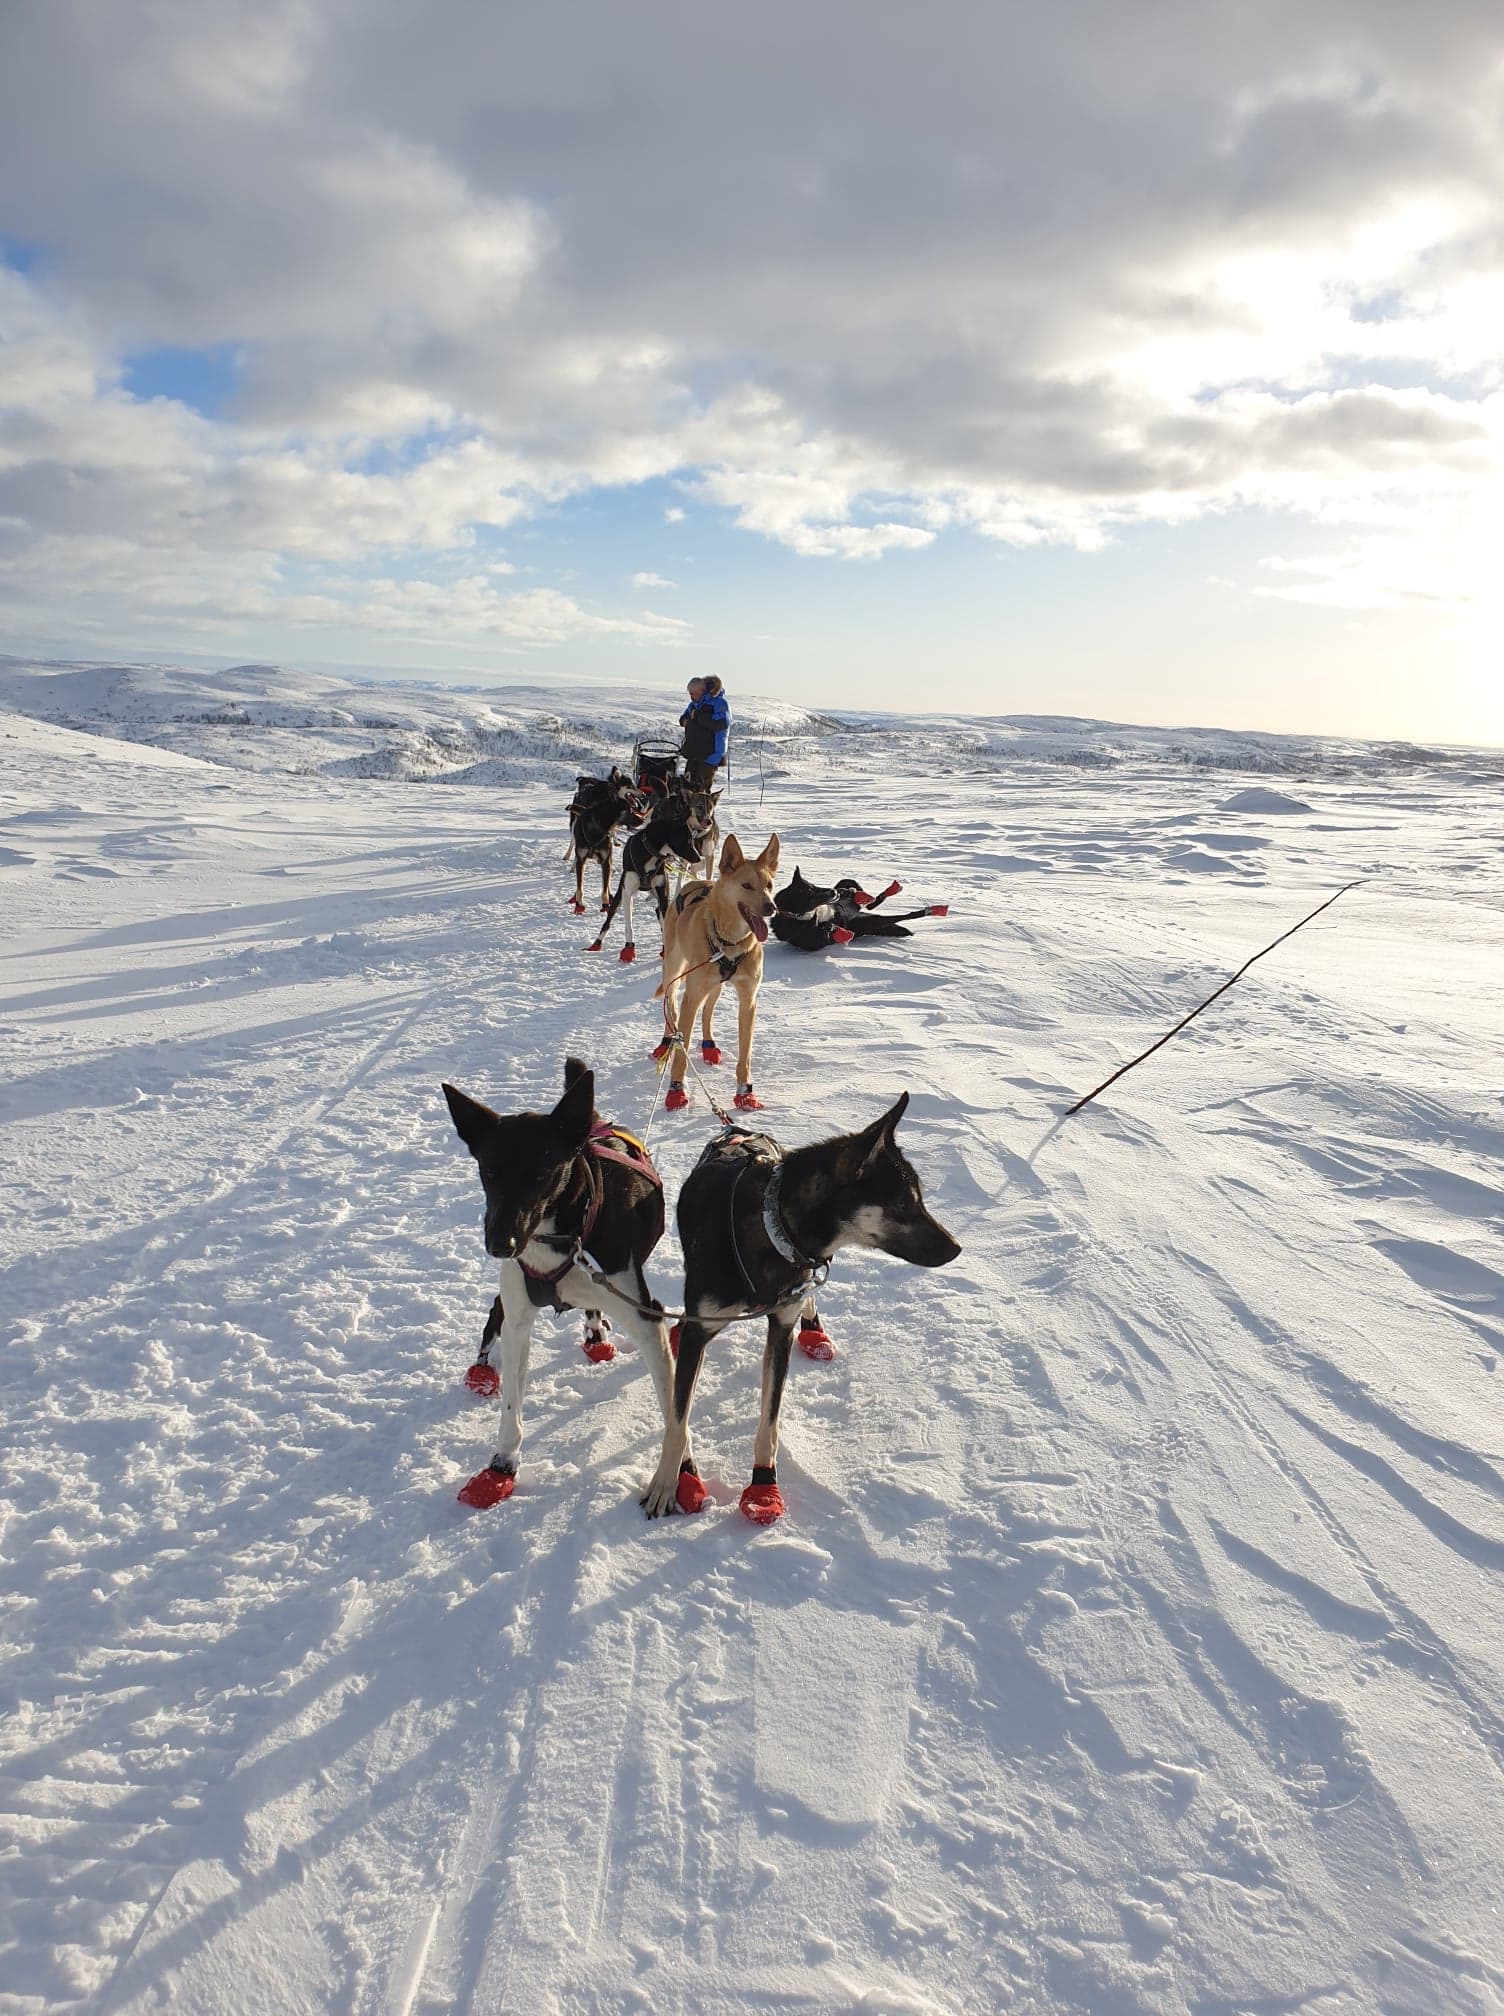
699, 1126, 832, 1297
518, 1122, 663, 1289
705, 914, 754, 980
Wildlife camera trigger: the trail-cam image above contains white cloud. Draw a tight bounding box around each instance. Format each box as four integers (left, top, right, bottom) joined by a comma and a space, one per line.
2, 0, 1504, 640
632, 571, 678, 589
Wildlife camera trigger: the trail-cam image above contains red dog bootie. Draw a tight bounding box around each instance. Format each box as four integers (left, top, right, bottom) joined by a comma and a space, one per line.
464, 1361, 501, 1397
740, 1469, 785, 1524
581, 1317, 615, 1363
619, 943, 636, 963
668, 1322, 681, 1359
733, 1084, 764, 1111
877, 880, 903, 900
798, 1318, 835, 1362
571, 899, 586, 916
928, 904, 949, 917
676, 1462, 709, 1514
458, 1463, 515, 1508
700, 1040, 722, 1065
831, 926, 855, 944
651, 1036, 674, 1061
665, 1086, 689, 1111
586, 938, 604, 953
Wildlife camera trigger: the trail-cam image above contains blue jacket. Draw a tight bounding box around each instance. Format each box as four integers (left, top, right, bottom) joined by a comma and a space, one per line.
680, 689, 730, 767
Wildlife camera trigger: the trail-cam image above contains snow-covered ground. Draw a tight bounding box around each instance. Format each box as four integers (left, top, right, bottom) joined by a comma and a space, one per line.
3, 662, 1504, 2014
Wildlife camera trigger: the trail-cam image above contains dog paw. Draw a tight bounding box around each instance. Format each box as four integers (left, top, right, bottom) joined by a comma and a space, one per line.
651, 1037, 673, 1061
581, 1335, 616, 1363
797, 1323, 835, 1362
733, 1087, 764, 1111
619, 943, 637, 963
586, 939, 603, 953
640, 1470, 681, 1518
570, 900, 586, 915
700, 1042, 722, 1065
739, 1480, 786, 1524
832, 926, 855, 944
458, 1464, 516, 1508
665, 1087, 689, 1110
464, 1361, 500, 1396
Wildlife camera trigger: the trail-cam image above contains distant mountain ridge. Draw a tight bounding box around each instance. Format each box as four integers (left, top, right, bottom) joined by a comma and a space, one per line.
0, 653, 1496, 786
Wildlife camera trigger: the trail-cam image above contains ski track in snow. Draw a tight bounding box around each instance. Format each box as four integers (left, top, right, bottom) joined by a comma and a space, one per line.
3, 675, 1504, 2014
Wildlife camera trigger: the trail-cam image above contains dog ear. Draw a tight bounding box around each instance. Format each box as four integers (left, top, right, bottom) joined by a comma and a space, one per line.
879, 1090, 910, 1136
550, 1064, 595, 1148
856, 1091, 910, 1168
709, 791, 721, 806
757, 831, 781, 873
442, 1083, 499, 1157
563, 1054, 590, 1093
719, 833, 745, 873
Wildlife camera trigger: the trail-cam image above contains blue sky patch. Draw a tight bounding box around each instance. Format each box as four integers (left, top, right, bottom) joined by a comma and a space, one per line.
122, 344, 243, 418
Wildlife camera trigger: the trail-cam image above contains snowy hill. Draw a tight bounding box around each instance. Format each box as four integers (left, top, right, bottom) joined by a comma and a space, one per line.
3, 665, 1504, 2012
4, 653, 1496, 791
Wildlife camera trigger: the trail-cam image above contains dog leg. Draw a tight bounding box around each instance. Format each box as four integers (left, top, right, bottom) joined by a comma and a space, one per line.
698, 993, 721, 1066
742, 1308, 797, 1522
458, 1266, 535, 1507
465, 1292, 504, 1395
620, 876, 638, 962
641, 1311, 724, 1516
797, 1291, 835, 1361
667, 972, 718, 1107
600, 841, 612, 912
733, 987, 761, 1109
572, 848, 587, 915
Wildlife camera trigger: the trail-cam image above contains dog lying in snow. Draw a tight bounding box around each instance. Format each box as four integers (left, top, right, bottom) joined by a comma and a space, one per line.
640, 1095, 961, 1521
443, 1059, 673, 1508
655, 831, 780, 1113
772, 867, 949, 950
566, 768, 648, 915
588, 788, 720, 963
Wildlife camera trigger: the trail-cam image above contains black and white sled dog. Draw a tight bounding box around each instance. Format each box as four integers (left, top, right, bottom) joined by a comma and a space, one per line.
567, 768, 648, 915
588, 788, 720, 963
640, 1093, 961, 1524
443, 1059, 674, 1508
772, 867, 948, 951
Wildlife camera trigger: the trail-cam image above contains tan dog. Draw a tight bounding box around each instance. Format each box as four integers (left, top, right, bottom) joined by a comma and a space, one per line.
655, 832, 780, 1111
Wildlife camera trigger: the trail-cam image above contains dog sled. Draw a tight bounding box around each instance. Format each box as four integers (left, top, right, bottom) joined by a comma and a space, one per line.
631, 734, 682, 801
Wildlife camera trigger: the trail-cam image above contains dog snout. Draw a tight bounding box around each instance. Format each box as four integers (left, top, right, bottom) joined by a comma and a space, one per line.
917, 1224, 962, 1268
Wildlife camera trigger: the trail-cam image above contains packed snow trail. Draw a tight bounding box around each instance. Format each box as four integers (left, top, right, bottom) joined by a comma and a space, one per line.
3, 694, 1504, 2013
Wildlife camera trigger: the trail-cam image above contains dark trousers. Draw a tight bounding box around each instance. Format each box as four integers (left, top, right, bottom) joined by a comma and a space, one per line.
685, 758, 720, 790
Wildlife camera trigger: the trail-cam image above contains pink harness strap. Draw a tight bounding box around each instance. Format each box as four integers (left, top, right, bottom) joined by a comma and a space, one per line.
588, 1119, 664, 1188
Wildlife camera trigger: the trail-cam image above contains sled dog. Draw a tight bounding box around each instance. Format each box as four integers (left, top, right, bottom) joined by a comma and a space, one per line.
589, 790, 720, 962
443, 1059, 673, 1507
772, 867, 948, 949
655, 831, 779, 1112
640, 1095, 961, 1521
567, 768, 646, 914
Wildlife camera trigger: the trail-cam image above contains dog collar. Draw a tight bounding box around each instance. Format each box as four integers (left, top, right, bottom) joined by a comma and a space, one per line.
762, 1165, 828, 1276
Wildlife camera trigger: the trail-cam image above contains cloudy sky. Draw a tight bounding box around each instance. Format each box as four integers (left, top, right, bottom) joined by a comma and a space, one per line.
2, 1, 1502, 740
